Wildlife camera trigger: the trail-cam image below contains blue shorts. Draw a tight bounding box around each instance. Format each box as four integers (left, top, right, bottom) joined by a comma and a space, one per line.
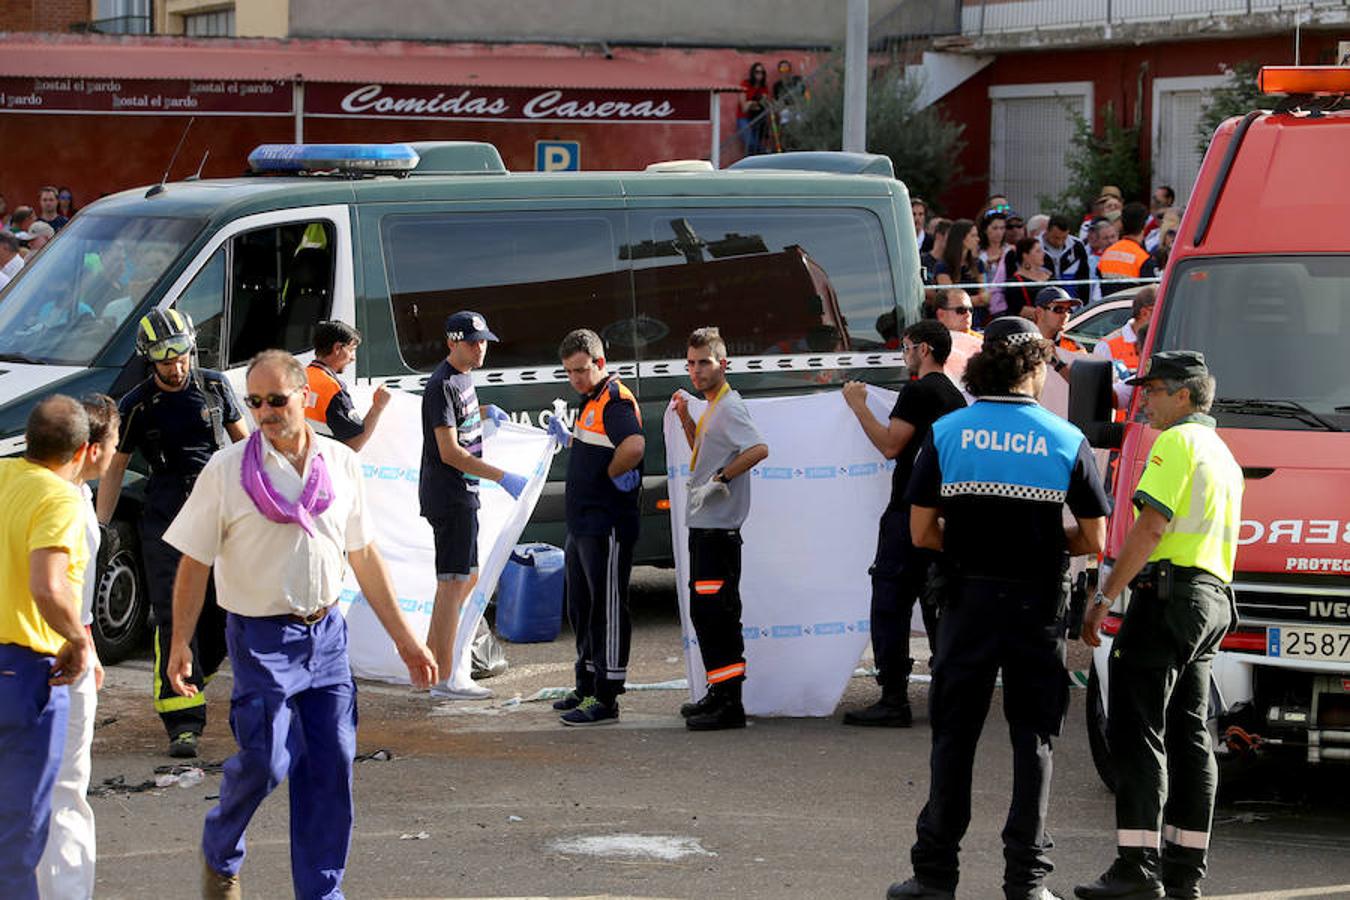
427, 507, 479, 581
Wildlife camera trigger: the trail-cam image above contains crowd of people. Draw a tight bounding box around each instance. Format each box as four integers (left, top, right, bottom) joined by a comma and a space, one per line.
1, 201, 1239, 899
913, 184, 1179, 326
0, 187, 76, 290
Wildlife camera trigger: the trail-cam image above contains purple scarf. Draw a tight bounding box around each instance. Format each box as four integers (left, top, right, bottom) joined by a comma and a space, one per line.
240, 430, 334, 537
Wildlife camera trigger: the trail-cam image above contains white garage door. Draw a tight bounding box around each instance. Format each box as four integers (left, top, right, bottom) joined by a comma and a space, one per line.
1153, 75, 1227, 207
989, 82, 1093, 218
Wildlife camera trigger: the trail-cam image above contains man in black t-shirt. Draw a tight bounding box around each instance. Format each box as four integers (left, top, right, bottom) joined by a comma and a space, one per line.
842, 320, 966, 727
419, 310, 528, 701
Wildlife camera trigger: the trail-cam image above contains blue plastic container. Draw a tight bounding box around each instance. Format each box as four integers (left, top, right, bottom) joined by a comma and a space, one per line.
496, 543, 565, 643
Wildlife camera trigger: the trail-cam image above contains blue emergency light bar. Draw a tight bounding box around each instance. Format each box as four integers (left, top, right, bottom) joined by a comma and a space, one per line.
247, 143, 421, 174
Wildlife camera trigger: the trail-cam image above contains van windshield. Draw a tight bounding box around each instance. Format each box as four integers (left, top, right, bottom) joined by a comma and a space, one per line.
1156, 256, 1350, 431
0, 214, 202, 366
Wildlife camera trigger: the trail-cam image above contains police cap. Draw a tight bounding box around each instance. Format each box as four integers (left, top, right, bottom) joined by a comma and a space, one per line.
444, 310, 499, 342
1126, 350, 1209, 385
983, 315, 1044, 346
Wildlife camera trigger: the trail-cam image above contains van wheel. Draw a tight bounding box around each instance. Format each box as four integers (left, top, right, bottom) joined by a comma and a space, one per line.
1087, 664, 1117, 793
92, 520, 149, 664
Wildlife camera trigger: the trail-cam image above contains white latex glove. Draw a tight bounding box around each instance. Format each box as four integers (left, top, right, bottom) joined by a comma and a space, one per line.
686, 478, 730, 519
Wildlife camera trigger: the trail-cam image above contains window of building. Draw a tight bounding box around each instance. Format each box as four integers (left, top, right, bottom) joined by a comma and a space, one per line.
184, 8, 236, 37
625, 207, 897, 359
989, 82, 1094, 218
381, 211, 631, 371
94, 0, 151, 33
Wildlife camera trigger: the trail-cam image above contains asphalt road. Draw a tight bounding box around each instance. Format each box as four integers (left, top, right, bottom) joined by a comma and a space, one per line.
83, 570, 1350, 899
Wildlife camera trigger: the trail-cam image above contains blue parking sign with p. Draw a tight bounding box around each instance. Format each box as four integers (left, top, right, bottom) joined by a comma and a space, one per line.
536, 141, 580, 172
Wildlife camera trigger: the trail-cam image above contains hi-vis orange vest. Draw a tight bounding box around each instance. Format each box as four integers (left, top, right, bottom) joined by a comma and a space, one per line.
305, 361, 343, 426
1097, 238, 1150, 282
1103, 329, 1140, 370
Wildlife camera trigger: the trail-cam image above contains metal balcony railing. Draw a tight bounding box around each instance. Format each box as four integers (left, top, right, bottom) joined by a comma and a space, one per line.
962, 0, 1348, 35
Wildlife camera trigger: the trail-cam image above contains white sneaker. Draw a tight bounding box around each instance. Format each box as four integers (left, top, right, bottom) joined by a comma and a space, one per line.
429, 679, 493, 700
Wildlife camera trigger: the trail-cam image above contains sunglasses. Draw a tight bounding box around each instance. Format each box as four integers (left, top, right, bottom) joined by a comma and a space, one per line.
145, 335, 193, 362
941, 305, 974, 314
1046, 304, 1078, 315
244, 388, 301, 409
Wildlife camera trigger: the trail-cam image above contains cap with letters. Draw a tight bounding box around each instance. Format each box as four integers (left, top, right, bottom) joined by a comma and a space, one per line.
444, 310, 499, 342
1126, 350, 1209, 385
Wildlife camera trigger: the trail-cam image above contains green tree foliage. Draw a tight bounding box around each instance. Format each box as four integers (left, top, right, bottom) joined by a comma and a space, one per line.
1195, 62, 1280, 156
778, 55, 966, 210
1039, 101, 1147, 221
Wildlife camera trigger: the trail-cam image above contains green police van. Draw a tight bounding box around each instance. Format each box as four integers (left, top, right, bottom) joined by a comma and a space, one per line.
0, 141, 924, 660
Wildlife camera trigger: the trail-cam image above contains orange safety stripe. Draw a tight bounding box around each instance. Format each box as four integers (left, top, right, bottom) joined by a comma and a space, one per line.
707, 663, 746, 684
693, 580, 724, 595
576, 377, 642, 443
1104, 331, 1140, 369
304, 362, 342, 425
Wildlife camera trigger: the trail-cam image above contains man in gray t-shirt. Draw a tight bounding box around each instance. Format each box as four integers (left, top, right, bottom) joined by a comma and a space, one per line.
670, 327, 768, 731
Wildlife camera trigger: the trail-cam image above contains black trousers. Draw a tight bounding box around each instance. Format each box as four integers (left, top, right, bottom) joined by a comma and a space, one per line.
911, 578, 1070, 899
688, 528, 746, 686
564, 530, 634, 704
142, 505, 227, 738
870, 550, 941, 687
1109, 576, 1231, 890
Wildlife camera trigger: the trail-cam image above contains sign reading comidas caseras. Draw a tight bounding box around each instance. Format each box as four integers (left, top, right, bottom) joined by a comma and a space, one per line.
304, 82, 709, 123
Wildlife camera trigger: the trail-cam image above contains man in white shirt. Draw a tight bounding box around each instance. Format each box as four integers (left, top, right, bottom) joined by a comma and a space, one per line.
0, 231, 23, 289
163, 350, 436, 900
37, 394, 119, 900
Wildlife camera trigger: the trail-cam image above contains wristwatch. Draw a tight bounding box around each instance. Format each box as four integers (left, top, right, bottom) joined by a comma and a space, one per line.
1092, 590, 1113, 608
1052, 356, 1067, 373
714, 468, 730, 484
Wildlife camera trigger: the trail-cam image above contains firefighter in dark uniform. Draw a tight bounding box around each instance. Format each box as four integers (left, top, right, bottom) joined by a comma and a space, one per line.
1077, 352, 1242, 900
95, 309, 246, 758
547, 328, 645, 726
889, 316, 1111, 900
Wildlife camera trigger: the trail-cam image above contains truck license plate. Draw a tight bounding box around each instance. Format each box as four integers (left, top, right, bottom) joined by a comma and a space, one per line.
1267, 626, 1350, 660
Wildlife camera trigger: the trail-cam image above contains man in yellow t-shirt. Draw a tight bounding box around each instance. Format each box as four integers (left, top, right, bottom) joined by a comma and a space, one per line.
0, 395, 93, 900
1079, 351, 1243, 900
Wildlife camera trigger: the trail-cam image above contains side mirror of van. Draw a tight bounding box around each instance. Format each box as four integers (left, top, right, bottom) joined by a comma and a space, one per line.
1068, 359, 1124, 450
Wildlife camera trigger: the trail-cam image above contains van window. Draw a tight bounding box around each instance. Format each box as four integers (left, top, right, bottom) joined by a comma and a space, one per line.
226, 221, 335, 366
624, 207, 897, 359
174, 247, 226, 370
1158, 256, 1350, 429
382, 211, 630, 370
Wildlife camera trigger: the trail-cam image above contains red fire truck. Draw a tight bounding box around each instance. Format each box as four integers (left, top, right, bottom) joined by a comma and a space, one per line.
1073, 66, 1350, 786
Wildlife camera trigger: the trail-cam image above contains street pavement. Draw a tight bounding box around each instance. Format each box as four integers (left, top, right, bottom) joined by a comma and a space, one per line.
84, 569, 1350, 899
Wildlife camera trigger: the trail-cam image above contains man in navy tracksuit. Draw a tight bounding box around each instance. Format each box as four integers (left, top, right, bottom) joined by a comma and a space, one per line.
548, 328, 645, 726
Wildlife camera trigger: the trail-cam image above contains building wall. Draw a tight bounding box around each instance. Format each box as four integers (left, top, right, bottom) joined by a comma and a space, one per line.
157, 0, 288, 37
288, 0, 906, 47
933, 33, 1344, 217
0, 0, 88, 32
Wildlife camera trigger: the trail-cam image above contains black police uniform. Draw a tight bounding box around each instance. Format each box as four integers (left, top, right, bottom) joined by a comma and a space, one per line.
901, 394, 1110, 900
117, 368, 242, 738
563, 373, 643, 708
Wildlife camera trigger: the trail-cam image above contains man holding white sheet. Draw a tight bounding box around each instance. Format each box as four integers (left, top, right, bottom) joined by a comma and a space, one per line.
670, 327, 768, 731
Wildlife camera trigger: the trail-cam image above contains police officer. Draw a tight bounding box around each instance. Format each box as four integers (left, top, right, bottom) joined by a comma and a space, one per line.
547, 329, 645, 726
96, 309, 246, 758
1077, 352, 1242, 900
888, 316, 1111, 900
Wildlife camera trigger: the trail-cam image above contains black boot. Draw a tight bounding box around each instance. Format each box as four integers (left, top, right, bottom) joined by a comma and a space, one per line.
680, 686, 718, 719
1075, 858, 1164, 900
843, 682, 912, 727
686, 680, 746, 731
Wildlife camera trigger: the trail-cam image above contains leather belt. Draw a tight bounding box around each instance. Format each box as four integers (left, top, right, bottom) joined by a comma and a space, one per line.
287, 605, 332, 626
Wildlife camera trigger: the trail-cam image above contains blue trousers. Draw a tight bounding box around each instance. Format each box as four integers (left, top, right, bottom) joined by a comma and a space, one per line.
203, 612, 357, 900
0, 643, 69, 900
